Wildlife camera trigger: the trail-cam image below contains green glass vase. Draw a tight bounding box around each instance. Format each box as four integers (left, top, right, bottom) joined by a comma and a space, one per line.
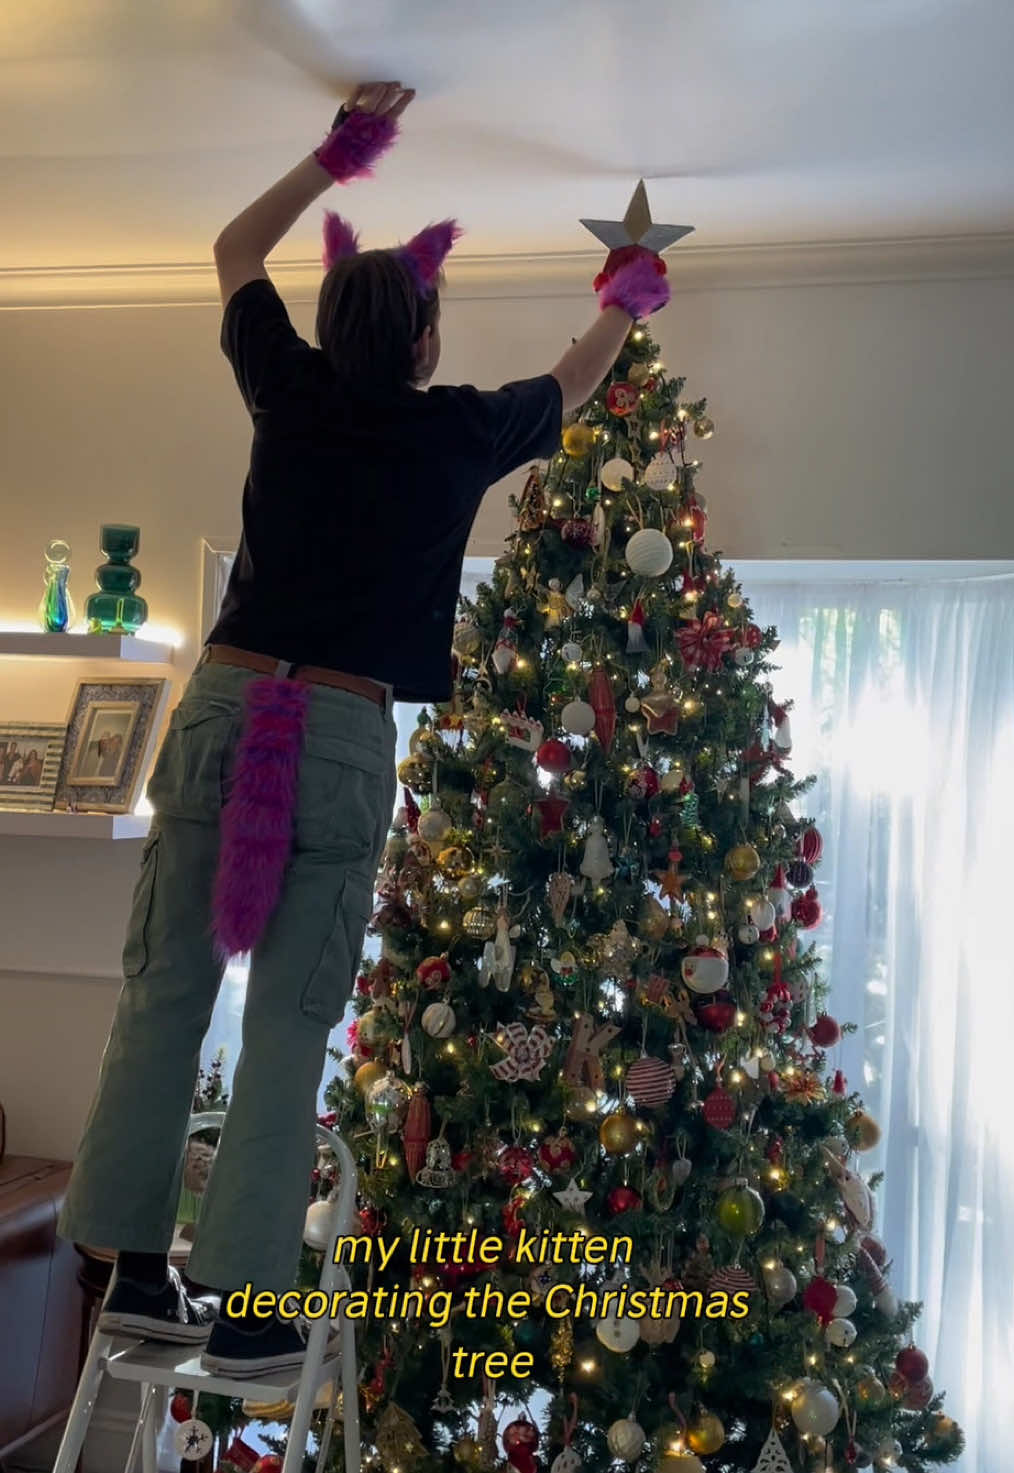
85, 524, 148, 635
38, 539, 75, 633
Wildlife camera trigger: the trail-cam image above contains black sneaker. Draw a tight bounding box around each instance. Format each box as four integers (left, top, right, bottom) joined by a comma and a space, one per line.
98, 1267, 218, 1344
200, 1315, 341, 1376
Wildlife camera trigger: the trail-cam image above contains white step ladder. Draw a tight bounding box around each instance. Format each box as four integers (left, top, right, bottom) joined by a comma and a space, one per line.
52, 1113, 361, 1473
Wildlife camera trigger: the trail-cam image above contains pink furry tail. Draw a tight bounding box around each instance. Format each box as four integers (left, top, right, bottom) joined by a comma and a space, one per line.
314, 109, 398, 184
212, 678, 310, 960
597, 248, 670, 319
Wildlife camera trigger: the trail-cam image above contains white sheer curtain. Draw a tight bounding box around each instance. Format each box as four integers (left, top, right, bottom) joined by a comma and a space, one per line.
741, 563, 1014, 1472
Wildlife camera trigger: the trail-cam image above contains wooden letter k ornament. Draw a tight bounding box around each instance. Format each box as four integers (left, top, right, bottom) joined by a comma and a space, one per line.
563, 1012, 621, 1090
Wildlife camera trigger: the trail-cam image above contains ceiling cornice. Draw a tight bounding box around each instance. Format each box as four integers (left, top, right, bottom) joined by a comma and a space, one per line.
3, 233, 1014, 310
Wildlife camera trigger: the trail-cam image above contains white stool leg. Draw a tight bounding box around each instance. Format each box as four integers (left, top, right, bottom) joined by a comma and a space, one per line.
141, 1383, 159, 1473
341, 1313, 360, 1473
283, 1314, 330, 1473
51, 1330, 114, 1473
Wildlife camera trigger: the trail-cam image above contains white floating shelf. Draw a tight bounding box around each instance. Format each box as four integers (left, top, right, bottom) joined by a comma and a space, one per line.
0, 631, 174, 662
0, 810, 150, 839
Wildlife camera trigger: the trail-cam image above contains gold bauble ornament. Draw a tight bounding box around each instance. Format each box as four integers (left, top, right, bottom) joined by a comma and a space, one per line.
564, 768, 589, 792
462, 904, 497, 941
457, 872, 485, 901
725, 842, 761, 882
693, 415, 715, 439
599, 1111, 638, 1155
565, 1086, 599, 1122
437, 845, 475, 881
396, 754, 433, 794
846, 1110, 882, 1151
562, 422, 597, 458
638, 895, 670, 942
686, 1412, 725, 1456
628, 361, 652, 387
417, 805, 453, 849
354, 1060, 386, 1095
453, 1436, 481, 1468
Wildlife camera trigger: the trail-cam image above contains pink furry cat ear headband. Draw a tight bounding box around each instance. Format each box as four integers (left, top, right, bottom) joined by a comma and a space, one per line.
322, 213, 462, 292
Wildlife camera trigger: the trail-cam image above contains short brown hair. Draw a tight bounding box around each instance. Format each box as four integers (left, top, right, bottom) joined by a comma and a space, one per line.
315, 250, 439, 396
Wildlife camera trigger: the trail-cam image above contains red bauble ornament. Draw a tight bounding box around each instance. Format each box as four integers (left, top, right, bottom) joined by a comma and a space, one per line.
702, 1086, 736, 1130
792, 885, 823, 929
607, 1185, 642, 1215
625, 1055, 676, 1108
903, 1376, 935, 1410
588, 666, 617, 751
626, 765, 660, 800
416, 955, 451, 990
537, 739, 573, 774
358, 1206, 382, 1236
606, 381, 639, 416
452, 1149, 473, 1173
809, 1013, 841, 1048
695, 993, 737, 1034
744, 622, 763, 649
539, 1132, 577, 1174
499, 1146, 535, 1185
251, 1459, 283, 1473
803, 1275, 839, 1327
799, 825, 824, 864
649, 817, 663, 838
561, 518, 596, 549
896, 1346, 930, 1384
170, 1394, 191, 1423
503, 1417, 540, 1473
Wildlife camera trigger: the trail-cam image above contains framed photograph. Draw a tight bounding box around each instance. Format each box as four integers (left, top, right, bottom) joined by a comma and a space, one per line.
55, 678, 169, 814
0, 723, 66, 812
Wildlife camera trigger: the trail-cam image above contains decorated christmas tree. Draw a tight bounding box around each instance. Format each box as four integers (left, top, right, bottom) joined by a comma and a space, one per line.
302, 321, 963, 1473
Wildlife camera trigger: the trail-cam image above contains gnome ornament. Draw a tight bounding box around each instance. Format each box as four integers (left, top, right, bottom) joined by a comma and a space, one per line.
626, 599, 648, 654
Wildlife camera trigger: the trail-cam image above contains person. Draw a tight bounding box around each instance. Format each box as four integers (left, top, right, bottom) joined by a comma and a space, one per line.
19, 749, 44, 786
97, 730, 123, 778
1, 740, 19, 783
58, 81, 671, 1375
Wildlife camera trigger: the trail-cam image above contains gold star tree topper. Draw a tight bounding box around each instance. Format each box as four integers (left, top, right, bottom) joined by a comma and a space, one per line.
580, 179, 694, 254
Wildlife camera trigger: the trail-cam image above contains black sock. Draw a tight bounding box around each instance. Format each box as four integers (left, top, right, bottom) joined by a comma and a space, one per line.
117, 1251, 169, 1288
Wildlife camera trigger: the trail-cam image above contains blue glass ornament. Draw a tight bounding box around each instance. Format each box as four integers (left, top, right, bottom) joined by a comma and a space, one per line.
38, 539, 75, 633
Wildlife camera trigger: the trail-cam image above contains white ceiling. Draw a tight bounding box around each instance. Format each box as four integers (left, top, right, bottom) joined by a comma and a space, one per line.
2, 0, 1014, 272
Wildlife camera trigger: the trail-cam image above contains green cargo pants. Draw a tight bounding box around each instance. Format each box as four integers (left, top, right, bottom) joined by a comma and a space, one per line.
58, 658, 396, 1291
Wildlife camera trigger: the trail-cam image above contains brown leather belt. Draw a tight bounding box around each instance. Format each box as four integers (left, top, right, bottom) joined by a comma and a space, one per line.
204, 644, 389, 710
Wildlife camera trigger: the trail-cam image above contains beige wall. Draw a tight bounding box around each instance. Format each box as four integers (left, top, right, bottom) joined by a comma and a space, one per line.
2, 240, 1013, 1159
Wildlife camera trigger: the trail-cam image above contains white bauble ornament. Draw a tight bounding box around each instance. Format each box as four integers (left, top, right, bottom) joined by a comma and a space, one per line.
422, 1002, 456, 1038
303, 1198, 337, 1251
607, 1419, 646, 1462
745, 896, 776, 932
644, 452, 677, 490
595, 1314, 639, 1353
874, 1437, 903, 1466
551, 1451, 582, 1473
825, 1317, 858, 1349
738, 923, 760, 944
733, 646, 755, 667
790, 1381, 840, 1437
762, 1261, 797, 1310
625, 528, 674, 577
681, 939, 729, 995
833, 1284, 858, 1317
562, 641, 583, 663
561, 699, 596, 736
600, 457, 634, 492
175, 1420, 214, 1461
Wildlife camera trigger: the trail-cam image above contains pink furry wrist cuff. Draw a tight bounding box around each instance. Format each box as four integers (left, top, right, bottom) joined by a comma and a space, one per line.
598, 253, 671, 319
314, 109, 399, 183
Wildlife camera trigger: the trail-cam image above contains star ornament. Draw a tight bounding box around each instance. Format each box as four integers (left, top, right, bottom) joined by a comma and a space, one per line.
554, 1178, 592, 1215
581, 179, 694, 255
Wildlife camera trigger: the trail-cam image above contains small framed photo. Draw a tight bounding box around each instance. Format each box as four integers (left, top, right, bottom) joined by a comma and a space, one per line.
55, 678, 169, 814
0, 724, 66, 812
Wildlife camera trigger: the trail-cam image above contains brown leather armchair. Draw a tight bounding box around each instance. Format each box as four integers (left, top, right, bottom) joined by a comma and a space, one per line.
0, 1157, 86, 1460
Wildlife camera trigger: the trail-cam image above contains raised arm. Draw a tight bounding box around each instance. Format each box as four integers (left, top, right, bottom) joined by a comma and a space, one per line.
212, 82, 414, 307
551, 247, 671, 414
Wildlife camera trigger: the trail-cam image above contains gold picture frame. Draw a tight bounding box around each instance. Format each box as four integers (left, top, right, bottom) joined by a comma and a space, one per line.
55, 678, 169, 814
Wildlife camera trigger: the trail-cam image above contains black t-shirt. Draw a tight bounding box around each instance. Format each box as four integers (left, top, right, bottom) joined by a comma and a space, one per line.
208, 279, 562, 702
